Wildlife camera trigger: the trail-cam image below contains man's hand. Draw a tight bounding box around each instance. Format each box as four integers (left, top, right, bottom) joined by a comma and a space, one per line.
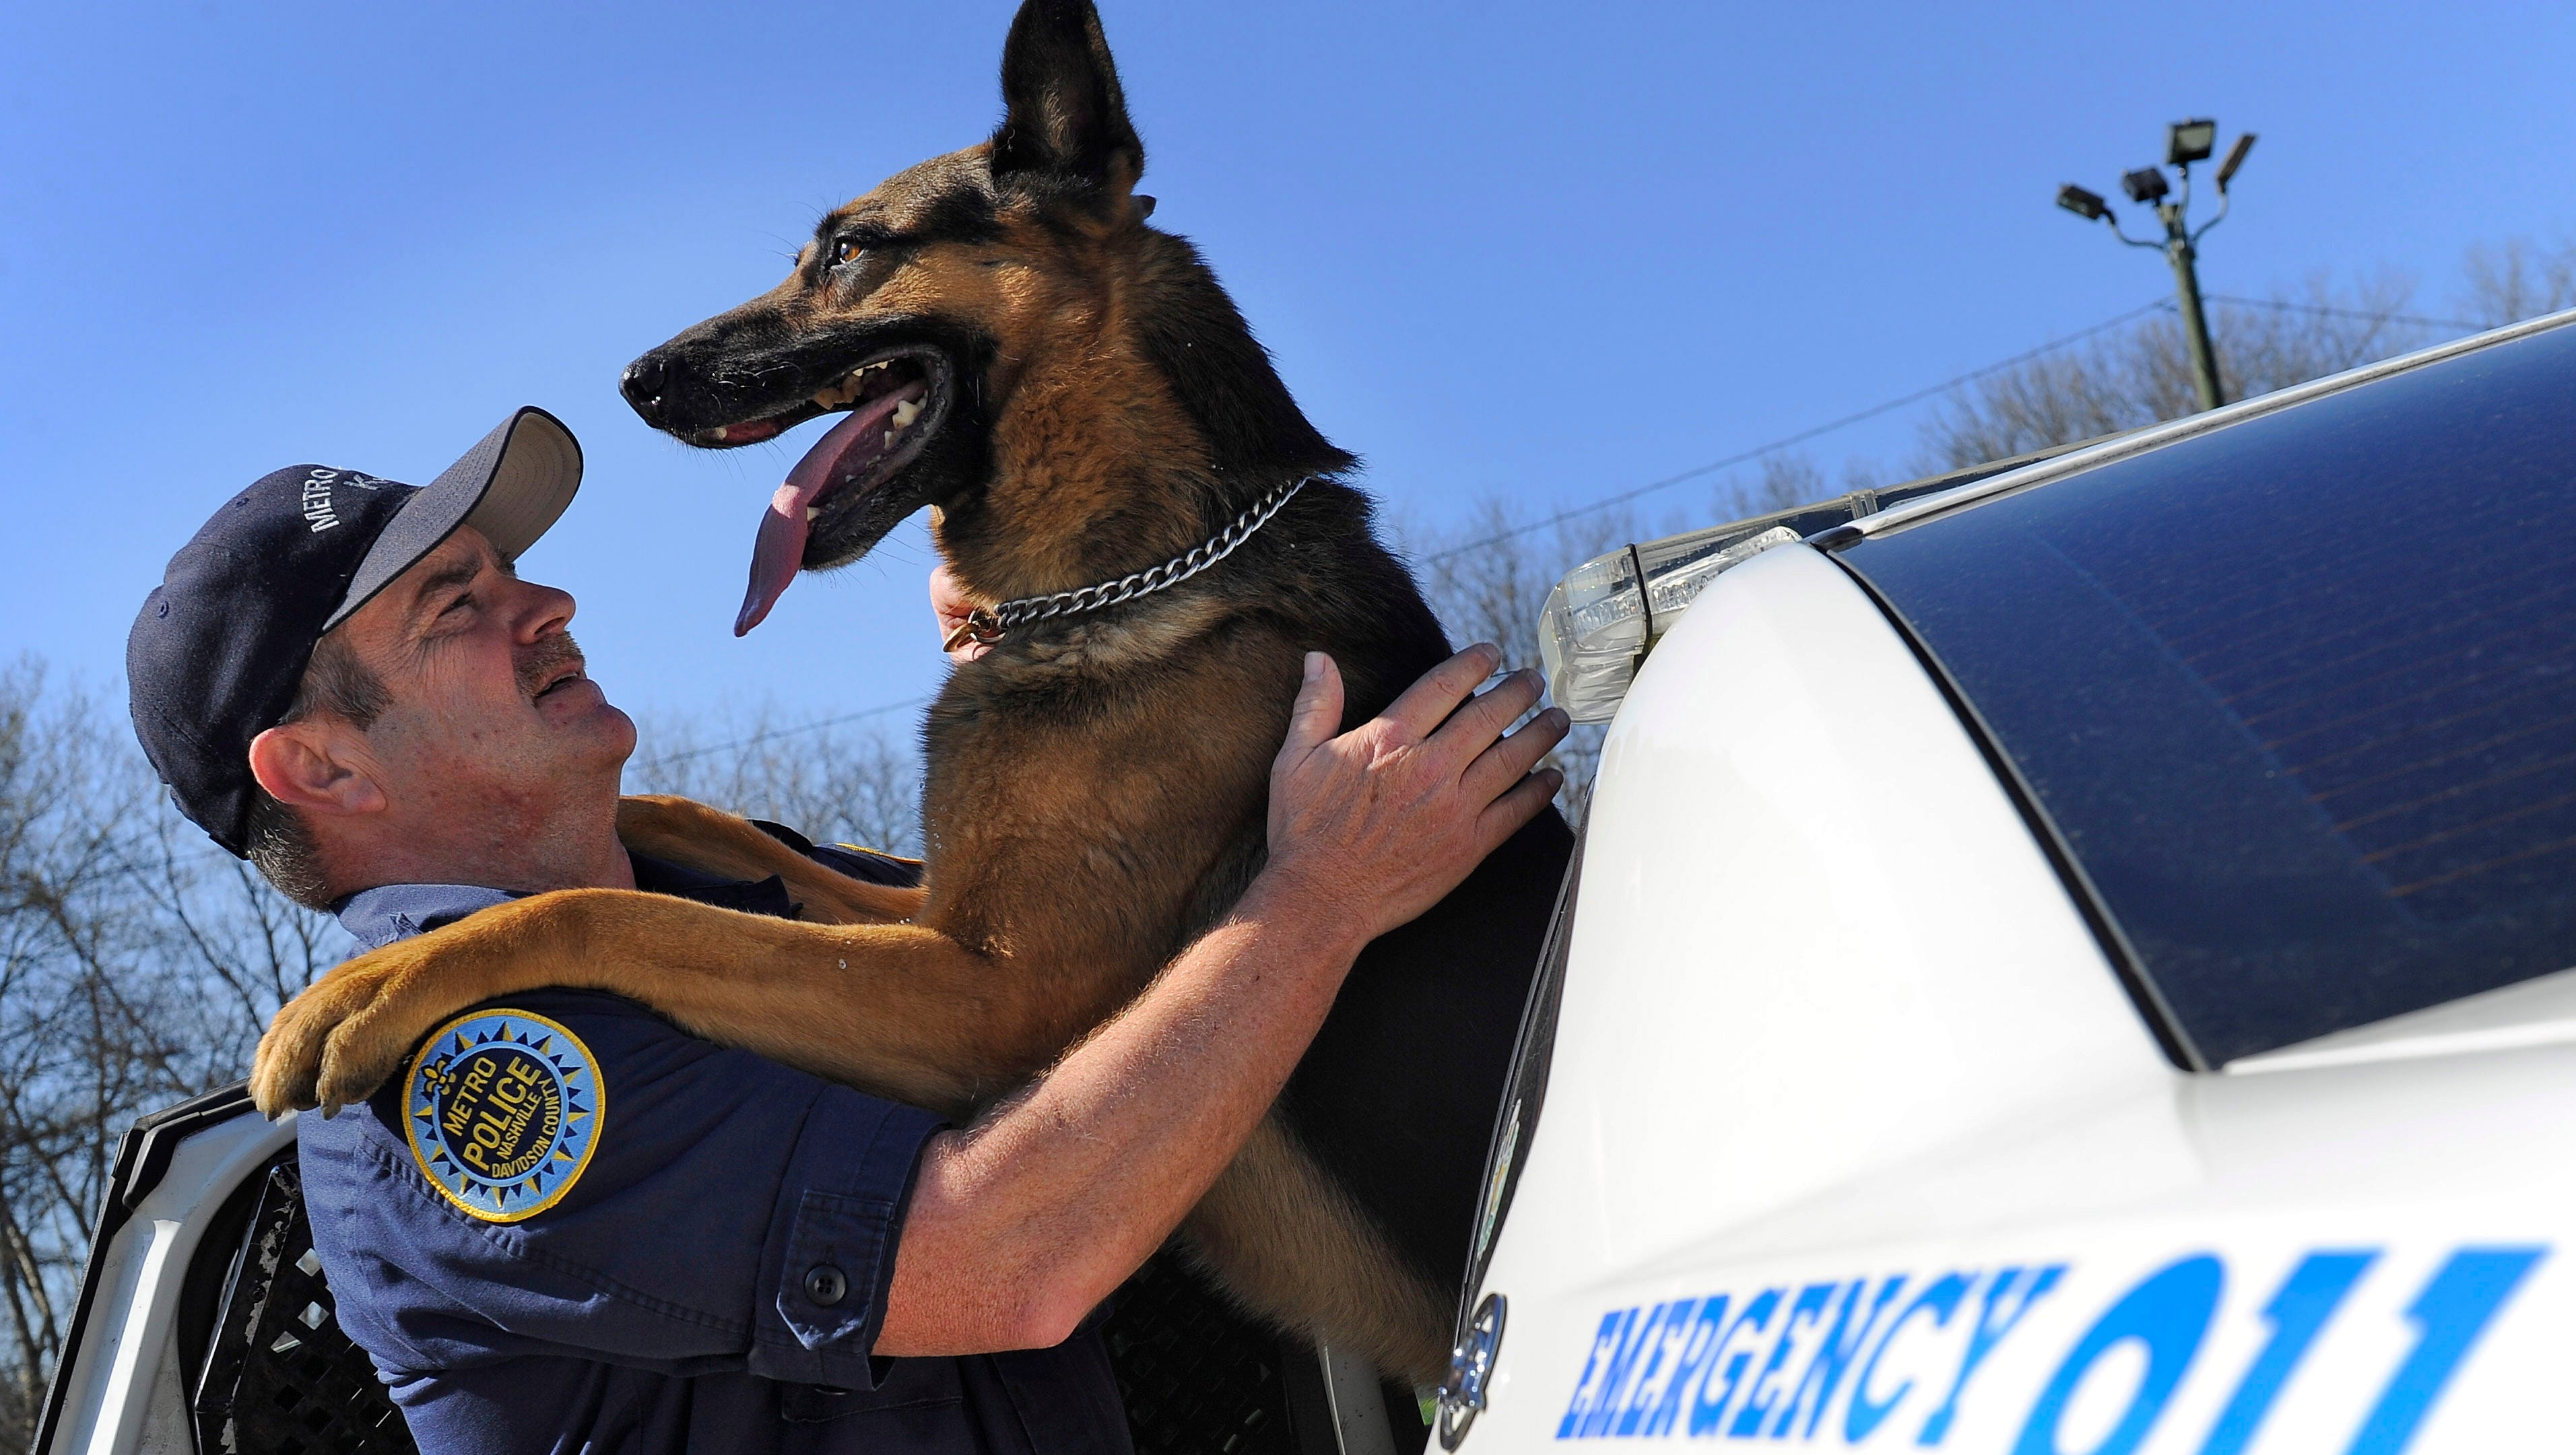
931, 564, 992, 664
1261, 646, 1568, 945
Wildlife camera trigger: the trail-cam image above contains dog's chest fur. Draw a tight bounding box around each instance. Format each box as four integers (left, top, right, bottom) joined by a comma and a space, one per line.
913, 591, 1293, 984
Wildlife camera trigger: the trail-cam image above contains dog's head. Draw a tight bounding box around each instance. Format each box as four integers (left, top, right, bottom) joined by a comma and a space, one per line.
622, 0, 1348, 633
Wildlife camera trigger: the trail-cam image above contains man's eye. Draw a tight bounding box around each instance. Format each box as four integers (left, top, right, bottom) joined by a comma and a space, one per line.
832, 238, 865, 266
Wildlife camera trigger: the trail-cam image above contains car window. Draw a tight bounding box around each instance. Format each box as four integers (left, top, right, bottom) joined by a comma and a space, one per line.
1840, 320, 2576, 1067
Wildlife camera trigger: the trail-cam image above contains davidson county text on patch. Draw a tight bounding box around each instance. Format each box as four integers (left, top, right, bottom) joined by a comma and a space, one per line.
402, 1009, 603, 1223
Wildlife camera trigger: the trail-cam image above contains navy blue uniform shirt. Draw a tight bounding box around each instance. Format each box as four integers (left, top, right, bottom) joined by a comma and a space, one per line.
296, 848, 1134, 1455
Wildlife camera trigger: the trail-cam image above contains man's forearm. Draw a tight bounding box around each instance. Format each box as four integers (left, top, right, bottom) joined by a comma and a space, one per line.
876, 869, 1370, 1355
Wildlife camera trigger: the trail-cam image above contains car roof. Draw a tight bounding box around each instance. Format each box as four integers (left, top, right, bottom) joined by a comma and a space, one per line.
1845, 304, 2576, 543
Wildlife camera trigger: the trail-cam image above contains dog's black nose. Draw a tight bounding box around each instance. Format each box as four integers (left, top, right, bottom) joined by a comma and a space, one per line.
621, 355, 668, 426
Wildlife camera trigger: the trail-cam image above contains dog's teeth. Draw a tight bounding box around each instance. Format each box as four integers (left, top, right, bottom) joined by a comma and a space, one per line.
807, 505, 822, 521
891, 399, 921, 428
885, 430, 899, 448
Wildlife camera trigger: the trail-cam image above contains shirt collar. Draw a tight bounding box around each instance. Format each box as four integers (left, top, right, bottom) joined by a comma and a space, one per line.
335, 882, 517, 951
335, 854, 798, 949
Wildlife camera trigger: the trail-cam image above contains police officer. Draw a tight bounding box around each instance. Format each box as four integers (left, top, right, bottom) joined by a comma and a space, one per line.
125, 408, 1567, 1454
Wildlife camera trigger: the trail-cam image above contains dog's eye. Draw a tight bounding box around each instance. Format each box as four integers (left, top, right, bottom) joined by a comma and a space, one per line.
832, 238, 865, 267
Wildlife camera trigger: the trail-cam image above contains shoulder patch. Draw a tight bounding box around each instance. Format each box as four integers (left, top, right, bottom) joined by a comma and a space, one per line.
401, 1009, 603, 1223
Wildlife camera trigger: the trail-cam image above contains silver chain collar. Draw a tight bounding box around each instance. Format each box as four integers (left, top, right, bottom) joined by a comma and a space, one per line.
942, 475, 1313, 651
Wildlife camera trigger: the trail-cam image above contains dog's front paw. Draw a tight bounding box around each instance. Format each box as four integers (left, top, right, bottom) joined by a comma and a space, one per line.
252, 939, 455, 1117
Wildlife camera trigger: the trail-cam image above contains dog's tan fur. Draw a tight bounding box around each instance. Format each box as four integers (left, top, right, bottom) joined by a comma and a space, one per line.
614, 797, 923, 926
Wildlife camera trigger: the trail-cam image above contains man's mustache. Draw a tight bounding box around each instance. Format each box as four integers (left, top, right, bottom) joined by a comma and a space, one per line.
517, 633, 587, 700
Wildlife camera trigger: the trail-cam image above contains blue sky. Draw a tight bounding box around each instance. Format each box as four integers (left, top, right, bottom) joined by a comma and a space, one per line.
7, 0, 2572, 740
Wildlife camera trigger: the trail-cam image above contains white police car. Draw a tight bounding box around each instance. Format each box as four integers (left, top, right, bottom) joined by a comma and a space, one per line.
1431, 308, 2576, 1454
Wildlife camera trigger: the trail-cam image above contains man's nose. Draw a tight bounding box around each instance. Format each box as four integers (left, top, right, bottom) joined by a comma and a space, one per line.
621, 353, 669, 429
506, 576, 578, 639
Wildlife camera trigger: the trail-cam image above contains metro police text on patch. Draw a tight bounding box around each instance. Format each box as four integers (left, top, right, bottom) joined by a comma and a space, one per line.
403, 1009, 603, 1223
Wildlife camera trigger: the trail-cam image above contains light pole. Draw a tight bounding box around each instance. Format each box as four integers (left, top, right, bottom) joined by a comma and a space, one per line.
2057, 121, 2256, 412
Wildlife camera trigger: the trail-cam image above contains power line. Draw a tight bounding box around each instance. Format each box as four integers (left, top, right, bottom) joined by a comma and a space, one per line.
2202, 293, 2487, 335
633, 693, 933, 771
1422, 297, 2172, 563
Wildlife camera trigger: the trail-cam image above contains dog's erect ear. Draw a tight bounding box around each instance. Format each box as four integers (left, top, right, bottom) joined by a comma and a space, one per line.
990, 0, 1144, 201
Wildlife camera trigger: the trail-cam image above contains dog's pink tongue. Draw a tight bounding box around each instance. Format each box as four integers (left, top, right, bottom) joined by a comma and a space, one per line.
737, 483, 814, 636
736, 407, 880, 636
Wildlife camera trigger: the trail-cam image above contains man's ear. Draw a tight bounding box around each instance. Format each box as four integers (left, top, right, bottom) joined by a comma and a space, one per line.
989, 0, 1144, 201
247, 719, 387, 820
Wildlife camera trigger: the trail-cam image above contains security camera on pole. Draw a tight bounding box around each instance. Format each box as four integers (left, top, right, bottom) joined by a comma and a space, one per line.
2055, 121, 2256, 413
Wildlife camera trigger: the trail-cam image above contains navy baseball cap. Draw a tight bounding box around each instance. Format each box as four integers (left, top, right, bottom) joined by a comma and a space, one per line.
128, 407, 583, 857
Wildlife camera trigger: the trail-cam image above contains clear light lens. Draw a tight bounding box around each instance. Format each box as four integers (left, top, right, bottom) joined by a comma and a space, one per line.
2167, 119, 2218, 165
1538, 525, 1800, 722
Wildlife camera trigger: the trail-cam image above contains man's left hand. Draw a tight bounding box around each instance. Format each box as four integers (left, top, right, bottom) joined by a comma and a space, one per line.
930, 564, 992, 665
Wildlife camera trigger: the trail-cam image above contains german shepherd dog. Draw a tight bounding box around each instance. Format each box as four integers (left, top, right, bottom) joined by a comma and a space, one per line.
252, 0, 1571, 1390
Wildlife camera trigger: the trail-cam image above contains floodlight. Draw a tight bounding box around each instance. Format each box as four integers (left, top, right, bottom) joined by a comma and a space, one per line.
2215, 132, 2257, 193
2121, 167, 2171, 204
2056, 184, 2112, 222
2166, 119, 2218, 166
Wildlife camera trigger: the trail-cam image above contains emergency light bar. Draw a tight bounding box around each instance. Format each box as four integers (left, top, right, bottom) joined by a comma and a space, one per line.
1529, 442, 2103, 725
1537, 525, 1799, 722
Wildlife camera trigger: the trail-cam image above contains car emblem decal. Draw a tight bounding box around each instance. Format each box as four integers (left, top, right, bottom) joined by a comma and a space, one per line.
402, 1009, 603, 1224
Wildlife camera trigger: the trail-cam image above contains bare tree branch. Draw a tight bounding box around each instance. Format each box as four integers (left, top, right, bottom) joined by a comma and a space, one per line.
2459, 236, 2576, 329
626, 707, 925, 858
1917, 269, 2429, 471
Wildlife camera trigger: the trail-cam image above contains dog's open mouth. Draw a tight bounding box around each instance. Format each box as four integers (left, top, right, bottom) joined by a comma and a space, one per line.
699, 348, 952, 635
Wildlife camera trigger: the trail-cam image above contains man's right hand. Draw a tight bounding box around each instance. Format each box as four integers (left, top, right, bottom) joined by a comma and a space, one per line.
1261, 645, 1568, 945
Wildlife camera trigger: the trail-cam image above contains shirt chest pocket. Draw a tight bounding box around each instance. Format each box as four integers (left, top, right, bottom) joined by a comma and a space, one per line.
777, 1356, 964, 1425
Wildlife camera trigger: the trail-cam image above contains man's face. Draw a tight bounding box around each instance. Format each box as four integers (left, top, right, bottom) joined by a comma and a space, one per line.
334, 527, 634, 830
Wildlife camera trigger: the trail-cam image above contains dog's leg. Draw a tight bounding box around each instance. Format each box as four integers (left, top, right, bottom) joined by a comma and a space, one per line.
252, 889, 1106, 1120
253, 889, 1458, 1382
1183, 1114, 1454, 1386
616, 794, 925, 926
